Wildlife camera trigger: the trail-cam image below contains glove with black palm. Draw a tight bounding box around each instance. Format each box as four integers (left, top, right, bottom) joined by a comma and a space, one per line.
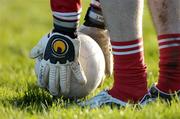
30, 32, 87, 96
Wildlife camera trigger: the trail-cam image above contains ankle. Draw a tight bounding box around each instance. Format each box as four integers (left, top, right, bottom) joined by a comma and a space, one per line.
109, 39, 148, 103
157, 34, 180, 93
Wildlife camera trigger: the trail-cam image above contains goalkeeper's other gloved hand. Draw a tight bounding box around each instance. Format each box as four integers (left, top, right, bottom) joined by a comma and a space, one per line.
30, 31, 87, 96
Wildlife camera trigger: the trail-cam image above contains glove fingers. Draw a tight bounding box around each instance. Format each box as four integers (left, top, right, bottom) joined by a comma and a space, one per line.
38, 60, 49, 88
55, 67, 60, 96
49, 65, 59, 96
43, 61, 50, 88
30, 45, 43, 59
59, 65, 71, 96
71, 62, 87, 85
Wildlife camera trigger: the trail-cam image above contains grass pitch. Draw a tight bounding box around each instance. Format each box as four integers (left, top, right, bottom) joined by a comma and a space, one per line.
0, 0, 180, 119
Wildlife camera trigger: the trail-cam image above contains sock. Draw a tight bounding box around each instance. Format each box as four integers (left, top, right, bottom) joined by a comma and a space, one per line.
83, 0, 105, 29
50, 0, 81, 38
157, 34, 180, 93
108, 39, 148, 103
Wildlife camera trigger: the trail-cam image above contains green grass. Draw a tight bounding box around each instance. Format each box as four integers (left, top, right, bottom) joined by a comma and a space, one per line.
0, 0, 180, 118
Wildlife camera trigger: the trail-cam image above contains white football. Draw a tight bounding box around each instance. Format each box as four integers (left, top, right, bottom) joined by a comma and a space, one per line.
35, 33, 105, 98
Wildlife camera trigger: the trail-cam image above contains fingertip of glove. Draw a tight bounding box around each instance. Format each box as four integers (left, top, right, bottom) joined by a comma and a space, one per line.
29, 47, 42, 59
61, 90, 70, 96
29, 51, 37, 59
29, 51, 34, 59
79, 79, 87, 85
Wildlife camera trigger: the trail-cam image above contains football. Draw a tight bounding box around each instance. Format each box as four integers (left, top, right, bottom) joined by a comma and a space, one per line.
35, 33, 106, 98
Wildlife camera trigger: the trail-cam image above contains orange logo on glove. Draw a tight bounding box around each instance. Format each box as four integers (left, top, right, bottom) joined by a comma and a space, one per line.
52, 39, 68, 56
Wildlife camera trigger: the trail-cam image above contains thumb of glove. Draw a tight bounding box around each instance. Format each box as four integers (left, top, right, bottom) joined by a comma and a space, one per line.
29, 45, 43, 59
29, 33, 50, 59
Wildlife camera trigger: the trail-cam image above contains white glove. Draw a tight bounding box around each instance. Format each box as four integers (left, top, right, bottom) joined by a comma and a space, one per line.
30, 32, 87, 96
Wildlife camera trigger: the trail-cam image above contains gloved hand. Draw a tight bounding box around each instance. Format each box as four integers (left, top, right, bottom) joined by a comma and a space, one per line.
30, 32, 87, 96
79, 25, 113, 77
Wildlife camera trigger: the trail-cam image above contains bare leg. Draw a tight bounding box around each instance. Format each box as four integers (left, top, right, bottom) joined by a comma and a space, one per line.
100, 0, 147, 102
148, 0, 180, 35
100, 0, 143, 41
148, 0, 180, 93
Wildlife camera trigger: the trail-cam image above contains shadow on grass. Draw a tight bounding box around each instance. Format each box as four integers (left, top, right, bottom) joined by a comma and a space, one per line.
7, 84, 78, 113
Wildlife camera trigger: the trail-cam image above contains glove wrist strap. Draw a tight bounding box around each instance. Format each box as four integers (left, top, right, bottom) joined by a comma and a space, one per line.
53, 27, 77, 39
84, 5, 105, 29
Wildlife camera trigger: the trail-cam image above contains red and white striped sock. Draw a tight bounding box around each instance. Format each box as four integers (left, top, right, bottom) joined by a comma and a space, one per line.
50, 0, 81, 37
157, 34, 180, 93
108, 39, 148, 102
